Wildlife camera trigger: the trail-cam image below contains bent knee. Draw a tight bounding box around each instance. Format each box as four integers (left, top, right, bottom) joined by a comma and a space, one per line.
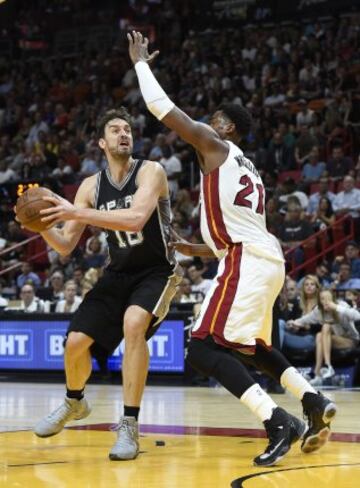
65, 332, 93, 356
123, 319, 149, 341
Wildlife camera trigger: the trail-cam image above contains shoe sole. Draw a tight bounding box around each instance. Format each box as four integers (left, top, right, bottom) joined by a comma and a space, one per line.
253, 445, 290, 467
301, 402, 337, 454
34, 408, 91, 438
109, 452, 139, 461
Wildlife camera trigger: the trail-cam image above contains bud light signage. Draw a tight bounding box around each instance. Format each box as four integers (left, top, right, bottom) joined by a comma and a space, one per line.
0, 318, 184, 372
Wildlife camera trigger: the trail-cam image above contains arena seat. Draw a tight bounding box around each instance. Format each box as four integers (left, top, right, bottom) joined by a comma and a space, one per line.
278, 170, 302, 183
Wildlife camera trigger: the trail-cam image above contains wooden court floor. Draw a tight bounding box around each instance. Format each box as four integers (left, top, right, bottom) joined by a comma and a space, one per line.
0, 383, 359, 487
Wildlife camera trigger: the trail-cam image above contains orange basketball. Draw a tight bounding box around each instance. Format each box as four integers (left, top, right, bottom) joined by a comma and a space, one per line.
15, 187, 59, 232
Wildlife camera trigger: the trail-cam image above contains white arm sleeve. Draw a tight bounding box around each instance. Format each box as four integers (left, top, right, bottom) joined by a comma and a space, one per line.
134, 61, 175, 120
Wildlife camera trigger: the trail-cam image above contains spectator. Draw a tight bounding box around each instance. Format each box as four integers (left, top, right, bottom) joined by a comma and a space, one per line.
295, 125, 319, 166
334, 263, 360, 291
266, 132, 296, 171
55, 280, 82, 313
279, 202, 313, 250
345, 290, 359, 309
83, 237, 107, 269
26, 112, 49, 148
332, 241, 360, 279
332, 175, 360, 219
279, 275, 320, 352
14, 284, 48, 313
188, 265, 213, 299
307, 176, 336, 215
173, 277, 202, 304
301, 146, 326, 182
296, 100, 315, 128
16, 262, 41, 290
327, 146, 353, 179
279, 179, 309, 211
310, 197, 335, 230
160, 146, 182, 200
48, 270, 65, 302
291, 289, 360, 386
85, 226, 108, 255
266, 198, 283, 235
0, 160, 16, 184
0, 281, 9, 308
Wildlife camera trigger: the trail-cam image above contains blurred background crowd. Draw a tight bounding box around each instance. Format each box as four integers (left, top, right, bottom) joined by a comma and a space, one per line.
0, 0, 359, 382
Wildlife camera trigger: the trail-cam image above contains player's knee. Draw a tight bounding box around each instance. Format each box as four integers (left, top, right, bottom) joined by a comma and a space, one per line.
123, 318, 148, 343
65, 332, 92, 359
187, 339, 217, 377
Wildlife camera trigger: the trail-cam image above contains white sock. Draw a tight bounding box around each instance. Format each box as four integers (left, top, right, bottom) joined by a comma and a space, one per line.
240, 383, 277, 422
280, 366, 316, 400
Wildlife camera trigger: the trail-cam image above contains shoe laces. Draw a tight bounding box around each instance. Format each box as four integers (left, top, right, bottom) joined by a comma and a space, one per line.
112, 418, 136, 437
46, 401, 74, 423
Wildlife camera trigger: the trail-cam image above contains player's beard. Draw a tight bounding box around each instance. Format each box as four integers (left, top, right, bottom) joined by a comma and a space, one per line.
109, 143, 132, 161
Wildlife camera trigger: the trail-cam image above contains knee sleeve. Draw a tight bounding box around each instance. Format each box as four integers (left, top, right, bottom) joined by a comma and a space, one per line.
235, 344, 291, 382
187, 338, 218, 377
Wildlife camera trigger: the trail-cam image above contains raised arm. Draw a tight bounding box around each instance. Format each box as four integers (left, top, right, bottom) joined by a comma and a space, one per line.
127, 31, 228, 173
40, 161, 168, 233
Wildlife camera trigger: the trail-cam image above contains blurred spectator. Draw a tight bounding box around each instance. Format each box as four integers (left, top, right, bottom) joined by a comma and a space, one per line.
310, 196, 335, 230
296, 100, 315, 128
173, 189, 194, 219
334, 263, 360, 291
85, 226, 108, 255
13, 284, 48, 313
345, 290, 359, 309
55, 280, 82, 313
26, 112, 49, 148
295, 125, 319, 166
0, 160, 16, 184
48, 270, 65, 302
301, 146, 326, 182
279, 179, 309, 210
307, 177, 336, 215
0, 281, 9, 308
160, 146, 182, 200
16, 262, 41, 289
266, 132, 295, 171
332, 175, 360, 218
326, 146, 353, 179
188, 265, 212, 298
81, 267, 100, 297
173, 277, 202, 304
332, 241, 360, 279
83, 237, 107, 269
266, 197, 283, 235
278, 202, 313, 265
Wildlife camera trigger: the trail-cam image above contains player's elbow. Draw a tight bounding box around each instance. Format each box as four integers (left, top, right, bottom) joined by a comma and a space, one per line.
127, 213, 146, 233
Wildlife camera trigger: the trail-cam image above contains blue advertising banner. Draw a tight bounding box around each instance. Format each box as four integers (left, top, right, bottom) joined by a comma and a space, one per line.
0, 318, 185, 372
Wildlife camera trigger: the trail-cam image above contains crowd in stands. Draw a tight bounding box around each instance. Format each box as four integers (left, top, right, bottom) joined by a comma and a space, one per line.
0, 0, 359, 380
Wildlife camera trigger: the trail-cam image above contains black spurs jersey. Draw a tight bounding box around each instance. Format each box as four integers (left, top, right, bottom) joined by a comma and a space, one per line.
94, 159, 176, 272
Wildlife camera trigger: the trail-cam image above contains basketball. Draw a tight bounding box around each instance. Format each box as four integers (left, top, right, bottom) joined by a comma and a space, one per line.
15, 187, 59, 232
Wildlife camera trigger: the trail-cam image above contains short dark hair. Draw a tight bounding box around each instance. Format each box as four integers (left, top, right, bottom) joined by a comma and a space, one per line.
217, 103, 252, 137
96, 107, 132, 139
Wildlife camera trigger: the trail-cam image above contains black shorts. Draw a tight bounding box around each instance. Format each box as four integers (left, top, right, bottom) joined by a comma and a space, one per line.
68, 265, 181, 358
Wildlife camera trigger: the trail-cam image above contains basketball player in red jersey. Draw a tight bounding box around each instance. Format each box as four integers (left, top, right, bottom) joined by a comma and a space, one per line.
128, 31, 336, 466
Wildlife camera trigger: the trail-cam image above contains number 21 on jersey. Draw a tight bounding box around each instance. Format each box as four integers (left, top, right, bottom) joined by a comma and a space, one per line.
234, 175, 265, 215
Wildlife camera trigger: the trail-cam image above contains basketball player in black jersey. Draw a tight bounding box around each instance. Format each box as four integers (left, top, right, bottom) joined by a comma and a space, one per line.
22, 107, 182, 460
127, 31, 337, 467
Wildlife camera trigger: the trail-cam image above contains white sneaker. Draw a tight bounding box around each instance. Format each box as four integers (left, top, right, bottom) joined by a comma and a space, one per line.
310, 375, 323, 386
34, 397, 91, 438
320, 365, 335, 379
109, 416, 139, 461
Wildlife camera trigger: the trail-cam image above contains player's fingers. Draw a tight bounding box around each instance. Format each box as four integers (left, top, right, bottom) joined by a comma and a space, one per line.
42, 196, 59, 204
149, 50, 160, 62
127, 32, 133, 44
40, 206, 60, 215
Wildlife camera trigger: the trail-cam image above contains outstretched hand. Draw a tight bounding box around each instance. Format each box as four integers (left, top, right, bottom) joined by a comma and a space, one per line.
127, 30, 159, 65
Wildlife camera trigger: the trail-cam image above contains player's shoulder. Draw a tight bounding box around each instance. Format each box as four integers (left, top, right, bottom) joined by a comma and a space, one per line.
139, 160, 166, 178
75, 173, 99, 205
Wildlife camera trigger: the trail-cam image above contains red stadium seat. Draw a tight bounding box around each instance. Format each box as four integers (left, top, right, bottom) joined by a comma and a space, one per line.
278, 171, 302, 183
